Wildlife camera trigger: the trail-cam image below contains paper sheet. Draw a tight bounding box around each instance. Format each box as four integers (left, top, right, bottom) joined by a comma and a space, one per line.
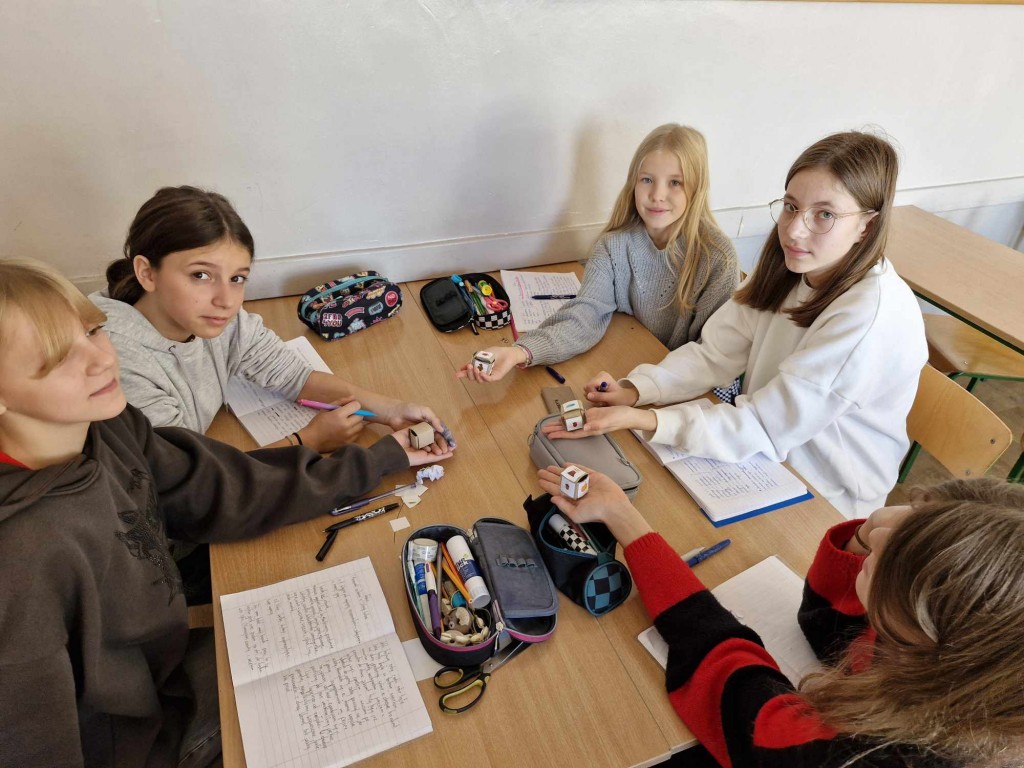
224, 336, 333, 446
499, 269, 582, 332
221, 558, 432, 768
638, 556, 822, 687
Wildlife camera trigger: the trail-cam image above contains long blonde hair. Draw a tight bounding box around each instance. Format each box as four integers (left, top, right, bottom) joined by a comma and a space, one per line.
604, 124, 725, 310
734, 130, 898, 327
800, 479, 1024, 765
0, 259, 106, 376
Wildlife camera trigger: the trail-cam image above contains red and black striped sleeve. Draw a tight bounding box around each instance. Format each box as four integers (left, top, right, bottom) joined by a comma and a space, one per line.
798, 520, 870, 663
624, 532, 856, 767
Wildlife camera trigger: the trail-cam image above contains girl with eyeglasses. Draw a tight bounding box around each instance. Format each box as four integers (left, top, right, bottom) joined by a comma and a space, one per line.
457, 123, 739, 384
546, 131, 927, 519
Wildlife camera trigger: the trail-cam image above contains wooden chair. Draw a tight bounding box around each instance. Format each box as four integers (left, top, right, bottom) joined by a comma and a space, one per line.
898, 364, 1013, 483
923, 314, 1024, 393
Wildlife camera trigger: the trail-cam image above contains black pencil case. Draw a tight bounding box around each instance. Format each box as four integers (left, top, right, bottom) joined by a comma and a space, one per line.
523, 494, 633, 616
419, 272, 512, 333
402, 517, 558, 669
296, 271, 402, 340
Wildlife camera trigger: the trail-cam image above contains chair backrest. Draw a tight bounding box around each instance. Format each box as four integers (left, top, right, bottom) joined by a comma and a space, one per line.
907, 364, 1013, 478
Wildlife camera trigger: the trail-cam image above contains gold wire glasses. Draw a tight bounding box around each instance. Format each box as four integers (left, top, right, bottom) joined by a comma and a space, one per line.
769, 199, 875, 235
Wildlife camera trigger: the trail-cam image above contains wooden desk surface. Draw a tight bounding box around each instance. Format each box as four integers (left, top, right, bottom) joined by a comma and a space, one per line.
209, 287, 670, 767
887, 205, 1024, 353
408, 265, 844, 748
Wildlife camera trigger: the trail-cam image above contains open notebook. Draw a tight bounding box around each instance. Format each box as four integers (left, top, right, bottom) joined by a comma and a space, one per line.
639, 555, 823, 754
224, 336, 331, 446
221, 557, 432, 768
499, 268, 582, 332
631, 402, 812, 526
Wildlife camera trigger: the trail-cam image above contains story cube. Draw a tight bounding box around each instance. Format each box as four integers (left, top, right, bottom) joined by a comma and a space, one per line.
559, 465, 590, 500
472, 350, 496, 375
560, 399, 585, 432
408, 421, 435, 449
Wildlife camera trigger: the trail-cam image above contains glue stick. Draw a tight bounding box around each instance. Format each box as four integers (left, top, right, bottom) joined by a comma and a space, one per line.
445, 535, 491, 608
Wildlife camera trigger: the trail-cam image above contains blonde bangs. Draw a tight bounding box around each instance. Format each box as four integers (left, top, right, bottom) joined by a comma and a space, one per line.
0, 259, 106, 375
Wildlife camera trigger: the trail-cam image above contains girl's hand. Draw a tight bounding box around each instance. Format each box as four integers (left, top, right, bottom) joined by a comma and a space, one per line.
390, 426, 455, 467
846, 504, 915, 555
540, 405, 656, 440
536, 465, 653, 547
300, 399, 366, 452
380, 402, 452, 453
583, 372, 639, 407
456, 346, 528, 383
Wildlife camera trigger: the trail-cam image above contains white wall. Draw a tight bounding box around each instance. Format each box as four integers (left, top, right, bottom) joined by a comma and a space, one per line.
1, 0, 1022, 298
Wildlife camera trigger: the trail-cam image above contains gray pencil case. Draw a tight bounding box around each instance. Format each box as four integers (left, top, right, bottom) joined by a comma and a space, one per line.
528, 415, 642, 500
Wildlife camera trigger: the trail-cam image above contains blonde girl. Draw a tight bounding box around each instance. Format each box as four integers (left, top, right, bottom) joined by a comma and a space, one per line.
537, 468, 1024, 767
458, 123, 738, 382
555, 131, 927, 519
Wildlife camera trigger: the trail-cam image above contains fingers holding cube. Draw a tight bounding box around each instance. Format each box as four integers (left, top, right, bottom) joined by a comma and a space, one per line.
472, 350, 496, 375
409, 421, 435, 449
560, 400, 585, 432
560, 465, 589, 499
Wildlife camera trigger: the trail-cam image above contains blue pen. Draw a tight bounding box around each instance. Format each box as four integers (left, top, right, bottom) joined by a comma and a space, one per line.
531, 294, 577, 300
685, 539, 732, 567
545, 366, 565, 384
297, 399, 376, 418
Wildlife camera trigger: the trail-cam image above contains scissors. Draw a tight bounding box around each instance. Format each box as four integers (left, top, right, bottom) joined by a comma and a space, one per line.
433, 638, 530, 714
476, 280, 509, 313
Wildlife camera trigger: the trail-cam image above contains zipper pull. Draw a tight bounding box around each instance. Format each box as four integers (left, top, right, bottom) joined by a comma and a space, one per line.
491, 597, 506, 633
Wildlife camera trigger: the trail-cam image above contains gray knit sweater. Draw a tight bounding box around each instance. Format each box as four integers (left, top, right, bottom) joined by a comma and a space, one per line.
517, 221, 739, 365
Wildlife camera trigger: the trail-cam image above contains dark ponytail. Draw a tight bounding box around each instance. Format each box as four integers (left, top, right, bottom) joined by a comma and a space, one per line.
106, 185, 255, 304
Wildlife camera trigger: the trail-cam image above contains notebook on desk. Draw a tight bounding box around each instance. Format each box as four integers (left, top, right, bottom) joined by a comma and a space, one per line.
631, 416, 812, 526
220, 557, 432, 768
223, 336, 331, 446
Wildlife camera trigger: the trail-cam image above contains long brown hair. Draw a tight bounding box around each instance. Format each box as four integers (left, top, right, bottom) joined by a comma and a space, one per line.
734, 131, 898, 327
0, 259, 107, 376
106, 185, 254, 304
800, 478, 1024, 765
604, 124, 727, 310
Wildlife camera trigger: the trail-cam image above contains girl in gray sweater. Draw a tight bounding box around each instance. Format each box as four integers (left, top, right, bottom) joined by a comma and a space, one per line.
458, 124, 738, 383
95, 186, 452, 455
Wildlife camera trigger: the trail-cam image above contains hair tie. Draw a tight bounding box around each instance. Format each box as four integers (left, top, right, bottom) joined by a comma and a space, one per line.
853, 525, 871, 554
292, 431, 303, 446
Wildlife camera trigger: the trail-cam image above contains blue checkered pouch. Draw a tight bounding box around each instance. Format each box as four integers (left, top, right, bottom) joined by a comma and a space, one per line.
523, 494, 633, 616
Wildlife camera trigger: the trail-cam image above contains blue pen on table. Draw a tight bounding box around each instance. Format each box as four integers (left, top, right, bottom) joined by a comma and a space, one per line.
297, 399, 376, 418
531, 294, 577, 300
682, 539, 732, 567
329, 483, 417, 516
545, 366, 565, 384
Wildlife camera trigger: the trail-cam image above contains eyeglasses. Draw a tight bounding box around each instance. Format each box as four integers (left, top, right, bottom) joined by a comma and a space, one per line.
768, 199, 875, 235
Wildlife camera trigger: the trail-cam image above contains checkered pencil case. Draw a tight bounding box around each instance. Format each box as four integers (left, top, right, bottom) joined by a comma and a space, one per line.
419, 272, 512, 333
523, 494, 633, 617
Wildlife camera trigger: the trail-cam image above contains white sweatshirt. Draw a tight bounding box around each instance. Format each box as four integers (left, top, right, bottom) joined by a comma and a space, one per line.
626, 261, 927, 519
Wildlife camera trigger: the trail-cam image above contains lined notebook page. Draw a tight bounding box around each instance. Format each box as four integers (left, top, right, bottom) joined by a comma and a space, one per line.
224, 336, 333, 446
221, 558, 432, 768
499, 269, 582, 332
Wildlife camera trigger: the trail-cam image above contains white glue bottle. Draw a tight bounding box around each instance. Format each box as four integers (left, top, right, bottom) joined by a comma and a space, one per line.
446, 535, 491, 609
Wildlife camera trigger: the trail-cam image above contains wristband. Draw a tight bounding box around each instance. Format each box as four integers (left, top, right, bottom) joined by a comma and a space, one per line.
853, 524, 871, 554
514, 343, 533, 369
292, 431, 304, 446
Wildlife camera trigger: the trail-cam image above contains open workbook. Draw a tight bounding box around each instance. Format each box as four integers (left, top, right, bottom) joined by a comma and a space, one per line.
638, 555, 823, 747
221, 558, 432, 768
223, 336, 332, 446
631, 403, 812, 525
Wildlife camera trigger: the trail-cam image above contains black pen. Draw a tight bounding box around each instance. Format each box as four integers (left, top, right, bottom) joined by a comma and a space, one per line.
324, 502, 400, 533
531, 294, 577, 300
315, 530, 338, 562
545, 366, 565, 384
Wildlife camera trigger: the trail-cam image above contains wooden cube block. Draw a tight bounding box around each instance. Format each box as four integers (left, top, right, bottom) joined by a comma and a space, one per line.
560, 399, 585, 432
472, 350, 496, 375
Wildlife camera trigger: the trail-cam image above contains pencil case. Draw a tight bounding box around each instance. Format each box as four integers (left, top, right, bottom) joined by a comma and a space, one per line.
528, 415, 643, 500
402, 517, 558, 669
419, 272, 512, 333
523, 494, 633, 616
296, 271, 402, 340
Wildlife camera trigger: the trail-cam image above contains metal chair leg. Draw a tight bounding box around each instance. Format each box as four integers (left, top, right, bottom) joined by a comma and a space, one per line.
898, 442, 923, 484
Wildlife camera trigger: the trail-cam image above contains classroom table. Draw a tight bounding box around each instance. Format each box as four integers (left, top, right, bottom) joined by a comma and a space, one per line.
887, 205, 1024, 355
208, 266, 845, 767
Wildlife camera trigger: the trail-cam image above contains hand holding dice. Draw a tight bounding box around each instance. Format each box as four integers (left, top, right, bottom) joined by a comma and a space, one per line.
560, 400, 585, 432
472, 350, 496, 375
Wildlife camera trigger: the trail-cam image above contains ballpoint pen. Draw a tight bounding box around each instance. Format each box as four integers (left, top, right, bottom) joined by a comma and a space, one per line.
545, 366, 565, 384
329, 483, 417, 516
531, 294, 577, 300
324, 503, 400, 532
296, 399, 375, 417
315, 530, 339, 562
682, 539, 732, 567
